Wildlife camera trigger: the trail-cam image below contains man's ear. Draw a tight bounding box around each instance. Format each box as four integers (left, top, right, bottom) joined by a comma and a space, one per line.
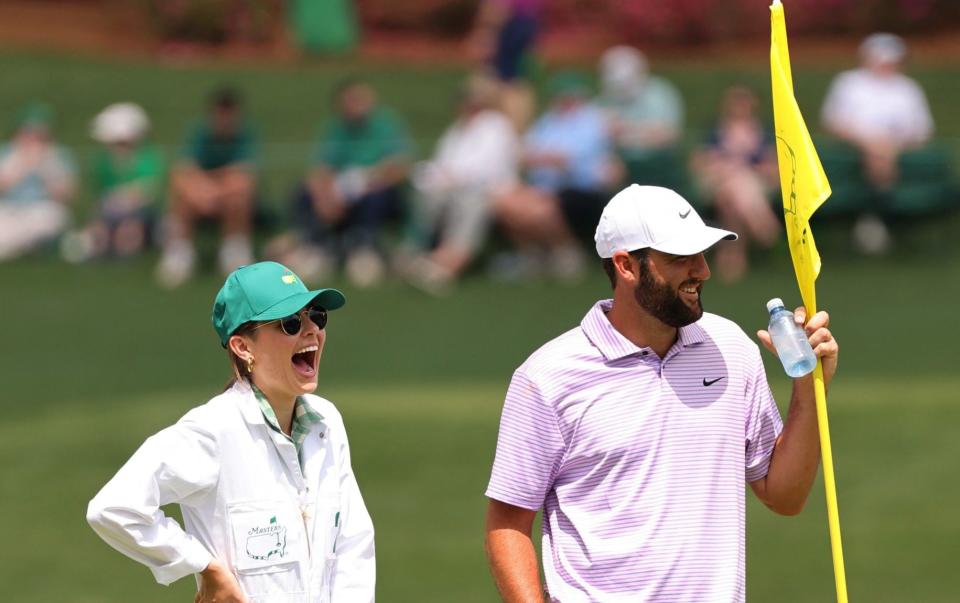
612, 251, 638, 286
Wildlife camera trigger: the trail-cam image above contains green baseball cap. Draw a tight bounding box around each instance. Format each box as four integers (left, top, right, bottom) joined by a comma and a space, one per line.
14, 102, 53, 132
212, 261, 345, 346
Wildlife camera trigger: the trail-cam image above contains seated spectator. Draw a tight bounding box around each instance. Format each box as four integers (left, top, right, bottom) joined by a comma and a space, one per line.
821, 33, 934, 253
400, 75, 520, 294
493, 72, 620, 281
690, 86, 779, 282
156, 86, 257, 288
283, 78, 412, 288
62, 103, 165, 263
0, 103, 76, 261
596, 45, 685, 189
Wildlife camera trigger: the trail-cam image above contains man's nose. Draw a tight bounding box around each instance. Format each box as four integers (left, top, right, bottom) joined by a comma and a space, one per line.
691, 253, 711, 280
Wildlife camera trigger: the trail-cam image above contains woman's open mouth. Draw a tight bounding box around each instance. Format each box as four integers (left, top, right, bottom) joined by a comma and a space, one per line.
291, 344, 318, 378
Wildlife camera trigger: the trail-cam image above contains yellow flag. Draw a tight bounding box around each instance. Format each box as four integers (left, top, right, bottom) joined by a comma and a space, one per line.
770, 0, 831, 313
770, 5, 849, 603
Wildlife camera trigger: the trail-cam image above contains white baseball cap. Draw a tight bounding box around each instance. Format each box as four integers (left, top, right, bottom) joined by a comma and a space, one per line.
594, 184, 737, 258
90, 102, 150, 144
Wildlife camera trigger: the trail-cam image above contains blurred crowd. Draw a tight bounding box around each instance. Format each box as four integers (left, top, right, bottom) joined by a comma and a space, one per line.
0, 28, 954, 292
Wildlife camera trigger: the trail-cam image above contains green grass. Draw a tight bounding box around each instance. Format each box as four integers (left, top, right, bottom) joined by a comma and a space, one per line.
1, 50, 959, 601
4, 377, 960, 602
3, 247, 960, 601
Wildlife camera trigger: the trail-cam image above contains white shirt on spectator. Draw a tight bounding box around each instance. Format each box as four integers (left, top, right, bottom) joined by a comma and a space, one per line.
421, 109, 518, 194
821, 68, 933, 145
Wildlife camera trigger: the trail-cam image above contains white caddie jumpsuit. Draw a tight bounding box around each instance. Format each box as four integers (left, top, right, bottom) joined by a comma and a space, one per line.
87, 380, 375, 602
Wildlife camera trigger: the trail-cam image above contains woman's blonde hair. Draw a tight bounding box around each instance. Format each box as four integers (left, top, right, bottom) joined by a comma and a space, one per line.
224, 322, 257, 390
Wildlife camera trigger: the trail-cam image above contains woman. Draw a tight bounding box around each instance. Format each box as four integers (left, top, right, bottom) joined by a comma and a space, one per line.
690, 85, 780, 282
401, 74, 519, 294
87, 261, 375, 602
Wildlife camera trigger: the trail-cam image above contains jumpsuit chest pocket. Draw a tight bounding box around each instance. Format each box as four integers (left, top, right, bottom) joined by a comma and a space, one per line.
227, 500, 307, 576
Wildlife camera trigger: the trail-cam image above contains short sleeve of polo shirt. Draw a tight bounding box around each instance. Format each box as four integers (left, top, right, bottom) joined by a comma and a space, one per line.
486, 367, 567, 511
232, 125, 258, 165
744, 344, 784, 482
181, 121, 207, 164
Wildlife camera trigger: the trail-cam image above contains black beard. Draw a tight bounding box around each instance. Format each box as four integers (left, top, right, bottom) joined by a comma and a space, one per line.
633, 260, 703, 328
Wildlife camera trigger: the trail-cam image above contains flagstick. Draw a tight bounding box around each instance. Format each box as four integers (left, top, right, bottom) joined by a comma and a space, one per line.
812, 360, 849, 602
769, 0, 849, 599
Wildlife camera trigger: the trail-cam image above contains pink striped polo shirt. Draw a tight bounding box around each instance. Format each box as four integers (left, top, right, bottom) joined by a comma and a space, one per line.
486, 299, 783, 602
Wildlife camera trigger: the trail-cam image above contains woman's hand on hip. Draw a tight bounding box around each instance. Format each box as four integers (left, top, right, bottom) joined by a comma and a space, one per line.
196, 559, 248, 603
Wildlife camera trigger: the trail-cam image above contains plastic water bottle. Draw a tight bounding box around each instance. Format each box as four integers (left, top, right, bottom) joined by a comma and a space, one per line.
766, 298, 817, 378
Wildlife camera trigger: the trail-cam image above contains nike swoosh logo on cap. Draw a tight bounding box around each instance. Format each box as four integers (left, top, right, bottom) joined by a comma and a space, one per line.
679, 209, 692, 219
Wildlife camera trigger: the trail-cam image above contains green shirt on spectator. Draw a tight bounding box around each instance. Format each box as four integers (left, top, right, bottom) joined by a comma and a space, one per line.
597, 76, 684, 160
92, 144, 165, 203
182, 121, 258, 171
314, 107, 412, 170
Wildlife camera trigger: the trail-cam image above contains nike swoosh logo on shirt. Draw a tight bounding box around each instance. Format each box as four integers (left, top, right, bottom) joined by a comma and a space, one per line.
702, 377, 724, 386
679, 209, 692, 219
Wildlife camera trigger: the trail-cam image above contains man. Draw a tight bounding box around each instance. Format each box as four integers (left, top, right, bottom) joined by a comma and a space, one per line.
485, 184, 839, 602
596, 46, 684, 180
689, 86, 779, 282
822, 33, 932, 191
156, 86, 258, 288
297, 78, 412, 287
402, 75, 519, 294
821, 33, 934, 254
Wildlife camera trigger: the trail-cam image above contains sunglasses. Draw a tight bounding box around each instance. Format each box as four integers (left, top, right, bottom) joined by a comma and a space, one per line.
253, 307, 327, 336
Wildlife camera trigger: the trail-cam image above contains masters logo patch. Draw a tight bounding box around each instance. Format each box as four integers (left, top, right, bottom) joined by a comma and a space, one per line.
245, 516, 288, 561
